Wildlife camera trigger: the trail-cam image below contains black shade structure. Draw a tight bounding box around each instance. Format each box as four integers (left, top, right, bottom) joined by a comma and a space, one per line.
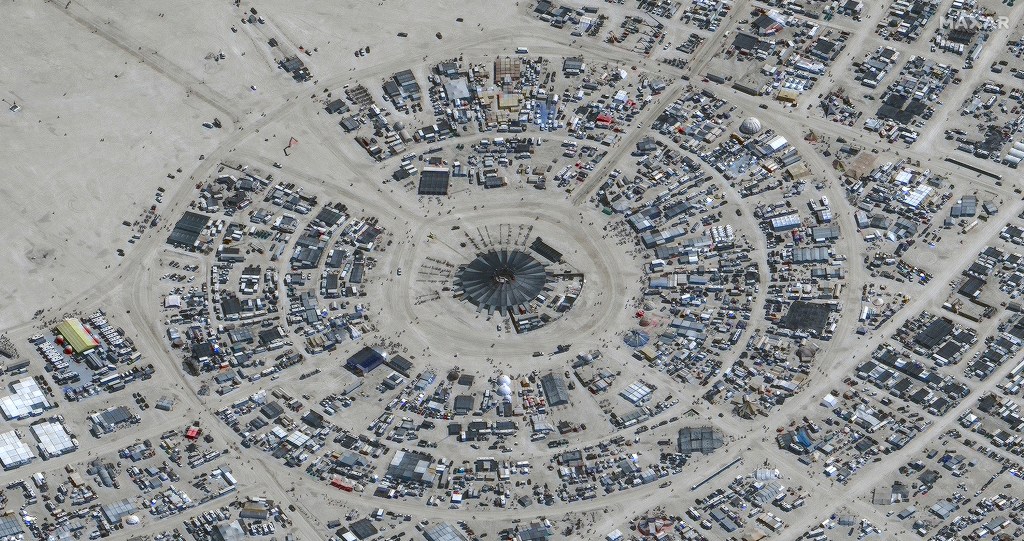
454, 249, 550, 314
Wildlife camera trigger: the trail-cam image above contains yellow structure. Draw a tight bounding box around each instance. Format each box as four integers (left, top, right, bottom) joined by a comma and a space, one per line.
493, 57, 521, 82
55, 318, 99, 353
497, 93, 521, 111
776, 88, 800, 104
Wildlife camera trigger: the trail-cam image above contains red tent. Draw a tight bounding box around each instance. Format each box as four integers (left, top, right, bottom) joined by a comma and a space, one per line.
331, 476, 353, 491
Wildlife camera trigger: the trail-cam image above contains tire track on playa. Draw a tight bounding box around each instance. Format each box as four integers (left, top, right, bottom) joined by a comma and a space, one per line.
48, 0, 244, 122
3, 98, 300, 337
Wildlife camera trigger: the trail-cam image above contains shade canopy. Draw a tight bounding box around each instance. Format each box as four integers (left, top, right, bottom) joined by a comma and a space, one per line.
455, 249, 549, 313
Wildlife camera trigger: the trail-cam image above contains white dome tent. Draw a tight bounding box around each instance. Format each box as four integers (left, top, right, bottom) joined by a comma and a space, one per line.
739, 117, 763, 135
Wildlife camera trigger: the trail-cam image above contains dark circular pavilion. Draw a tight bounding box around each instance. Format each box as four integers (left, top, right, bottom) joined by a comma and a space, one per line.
454, 249, 549, 313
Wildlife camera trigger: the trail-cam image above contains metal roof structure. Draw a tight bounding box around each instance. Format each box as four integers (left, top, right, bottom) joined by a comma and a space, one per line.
155, 396, 174, 411
677, 426, 725, 454
453, 395, 475, 415
950, 195, 978, 218
386, 354, 414, 376
0, 515, 22, 538
530, 237, 563, 263
620, 381, 653, 405
0, 377, 52, 420
0, 430, 34, 469
393, 69, 421, 97
792, 246, 830, 263
916, 318, 953, 349
339, 116, 361, 132
562, 57, 584, 74
424, 523, 469, 541
101, 499, 136, 524
811, 223, 839, 241
444, 79, 471, 101
540, 373, 570, 407
93, 407, 137, 436
418, 167, 451, 195
902, 184, 933, 208
212, 521, 246, 541
346, 346, 387, 376
517, 522, 554, 541
31, 421, 76, 457
752, 480, 785, 505
387, 450, 435, 484
930, 500, 958, 519
455, 250, 550, 314
324, 99, 350, 115
167, 211, 210, 248
349, 518, 378, 539
770, 213, 802, 231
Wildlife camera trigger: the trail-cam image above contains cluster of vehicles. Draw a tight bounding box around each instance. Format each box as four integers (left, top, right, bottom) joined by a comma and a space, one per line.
243, 520, 277, 536
132, 391, 151, 410
426, 71, 465, 129
165, 260, 199, 272
61, 363, 155, 401
182, 507, 234, 537
161, 272, 196, 283
318, 392, 353, 416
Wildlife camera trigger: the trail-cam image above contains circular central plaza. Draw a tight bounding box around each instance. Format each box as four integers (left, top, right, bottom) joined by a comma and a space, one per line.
455, 249, 549, 313
385, 205, 639, 352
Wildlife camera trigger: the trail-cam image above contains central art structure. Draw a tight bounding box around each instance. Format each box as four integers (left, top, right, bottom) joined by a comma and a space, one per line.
454, 249, 550, 314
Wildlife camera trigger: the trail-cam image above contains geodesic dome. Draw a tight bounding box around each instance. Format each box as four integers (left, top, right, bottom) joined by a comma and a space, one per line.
739, 117, 763, 135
